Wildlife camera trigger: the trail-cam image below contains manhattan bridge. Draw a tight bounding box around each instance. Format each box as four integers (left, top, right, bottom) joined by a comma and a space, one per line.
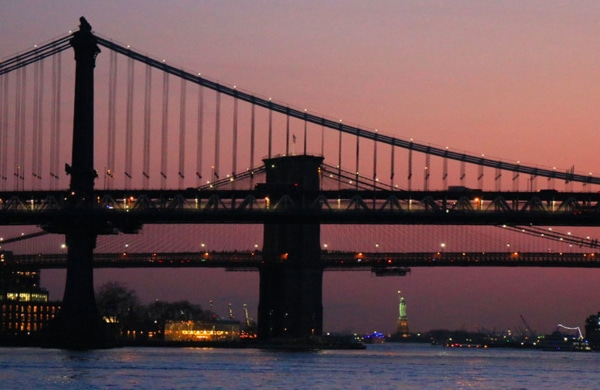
1, 18, 600, 347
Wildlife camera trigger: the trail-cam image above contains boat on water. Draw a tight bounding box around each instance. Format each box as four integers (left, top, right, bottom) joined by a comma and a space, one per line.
539, 331, 591, 352
363, 331, 386, 344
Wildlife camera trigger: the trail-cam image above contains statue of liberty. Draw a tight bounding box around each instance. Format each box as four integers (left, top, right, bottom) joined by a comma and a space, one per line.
396, 291, 409, 337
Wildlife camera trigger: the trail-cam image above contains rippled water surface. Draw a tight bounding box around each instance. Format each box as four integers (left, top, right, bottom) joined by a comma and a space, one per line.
0, 343, 598, 389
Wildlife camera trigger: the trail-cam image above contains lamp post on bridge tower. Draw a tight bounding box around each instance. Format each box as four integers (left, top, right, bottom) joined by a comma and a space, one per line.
42, 17, 112, 349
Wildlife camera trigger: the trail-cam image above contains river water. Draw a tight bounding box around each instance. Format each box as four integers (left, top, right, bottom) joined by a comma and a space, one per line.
0, 343, 598, 389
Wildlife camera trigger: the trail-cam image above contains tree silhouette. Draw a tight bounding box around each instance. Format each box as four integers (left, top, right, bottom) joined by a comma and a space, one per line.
95, 281, 140, 324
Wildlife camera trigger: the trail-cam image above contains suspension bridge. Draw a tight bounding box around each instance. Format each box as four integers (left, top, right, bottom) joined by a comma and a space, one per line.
1, 17, 600, 347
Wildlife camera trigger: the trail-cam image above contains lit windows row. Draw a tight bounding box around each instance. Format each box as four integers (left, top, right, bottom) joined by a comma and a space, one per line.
4, 292, 49, 302
3, 313, 54, 321
1, 304, 58, 313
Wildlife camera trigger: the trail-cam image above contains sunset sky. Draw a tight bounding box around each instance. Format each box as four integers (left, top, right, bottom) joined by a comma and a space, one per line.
3, 1, 600, 336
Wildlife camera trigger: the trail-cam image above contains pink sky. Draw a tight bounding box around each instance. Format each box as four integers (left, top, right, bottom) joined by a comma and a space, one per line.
2, 1, 600, 335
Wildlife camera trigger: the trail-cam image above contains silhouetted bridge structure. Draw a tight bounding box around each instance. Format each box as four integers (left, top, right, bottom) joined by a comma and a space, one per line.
2, 251, 600, 271
2, 18, 600, 347
3, 187, 600, 226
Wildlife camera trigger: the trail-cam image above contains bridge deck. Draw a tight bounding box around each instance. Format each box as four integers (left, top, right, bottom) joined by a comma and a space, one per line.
1, 189, 600, 227
2, 251, 599, 270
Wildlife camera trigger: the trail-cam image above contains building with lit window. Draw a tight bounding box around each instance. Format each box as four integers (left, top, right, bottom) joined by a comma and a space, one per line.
0, 265, 61, 336
164, 320, 241, 342
1, 301, 60, 334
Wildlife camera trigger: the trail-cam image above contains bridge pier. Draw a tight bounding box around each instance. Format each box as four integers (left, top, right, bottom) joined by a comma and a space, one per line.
43, 229, 112, 348
257, 155, 324, 340
42, 18, 111, 349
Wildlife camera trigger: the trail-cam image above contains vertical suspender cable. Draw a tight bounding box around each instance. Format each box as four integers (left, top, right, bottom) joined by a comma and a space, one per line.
250, 103, 255, 167
125, 56, 134, 189
0, 73, 7, 190
285, 110, 290, 156
303, 110, 307, 156
460, 160, 466, 186
161, 72, 169, 189
32, 59, 43, 190
374, 149, 380, 205
55, 52, 62, 189
19, 67, 26, 190
107, 50, 117, 189
250, 102, 255, 187
338, 122, 342, 191
214, 90, 221, 181
424, 153, 430, 191
390, 143, 395, 188
143, 64, 151, 189
196, 84, 204, 187
32, 60, 39, 190
232, 93, 238, 181
407, 146, 413, 191
50, 51, 61, 190
373, 131, 378, 188
178, 77, 186, 189
321, 123, 324, 157
355, 131, 359, 189
442, 151, 448, 190
495, 167, 502, 191
32, 61, 40, 190
478, 158, 484, 189
36, 60, 44, 188
15, 67, 26, 191
13, 68, 20, 190
268, 101, 273, 159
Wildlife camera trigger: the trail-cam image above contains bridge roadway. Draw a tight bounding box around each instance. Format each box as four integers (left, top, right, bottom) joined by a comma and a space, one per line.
2, 250, 600, 271
1, 188, 600, 228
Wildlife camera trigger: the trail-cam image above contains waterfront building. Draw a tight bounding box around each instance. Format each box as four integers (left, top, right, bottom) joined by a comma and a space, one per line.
0, 265, 61, 335
164, 320, 241, 342
1, 301, 61, 334
585, 312, 600, 350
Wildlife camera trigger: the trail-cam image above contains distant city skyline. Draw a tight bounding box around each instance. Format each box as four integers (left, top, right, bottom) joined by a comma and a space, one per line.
2, 1, 600, 335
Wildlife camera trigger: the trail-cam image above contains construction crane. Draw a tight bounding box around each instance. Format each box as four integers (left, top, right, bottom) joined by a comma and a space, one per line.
209, 300, 217, 320
519, 314, 534, 338
243, 304, 252, 327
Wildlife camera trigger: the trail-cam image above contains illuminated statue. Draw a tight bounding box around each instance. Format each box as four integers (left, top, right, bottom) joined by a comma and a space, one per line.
398, 292, 407, 320
396, 290, 409, 337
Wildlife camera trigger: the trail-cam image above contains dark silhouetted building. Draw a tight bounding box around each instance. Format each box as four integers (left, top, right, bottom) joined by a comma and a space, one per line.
585, 312, 600, 350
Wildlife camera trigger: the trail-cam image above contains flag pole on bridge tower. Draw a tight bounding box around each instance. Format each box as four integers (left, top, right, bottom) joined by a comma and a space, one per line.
42, 17, 112, 349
